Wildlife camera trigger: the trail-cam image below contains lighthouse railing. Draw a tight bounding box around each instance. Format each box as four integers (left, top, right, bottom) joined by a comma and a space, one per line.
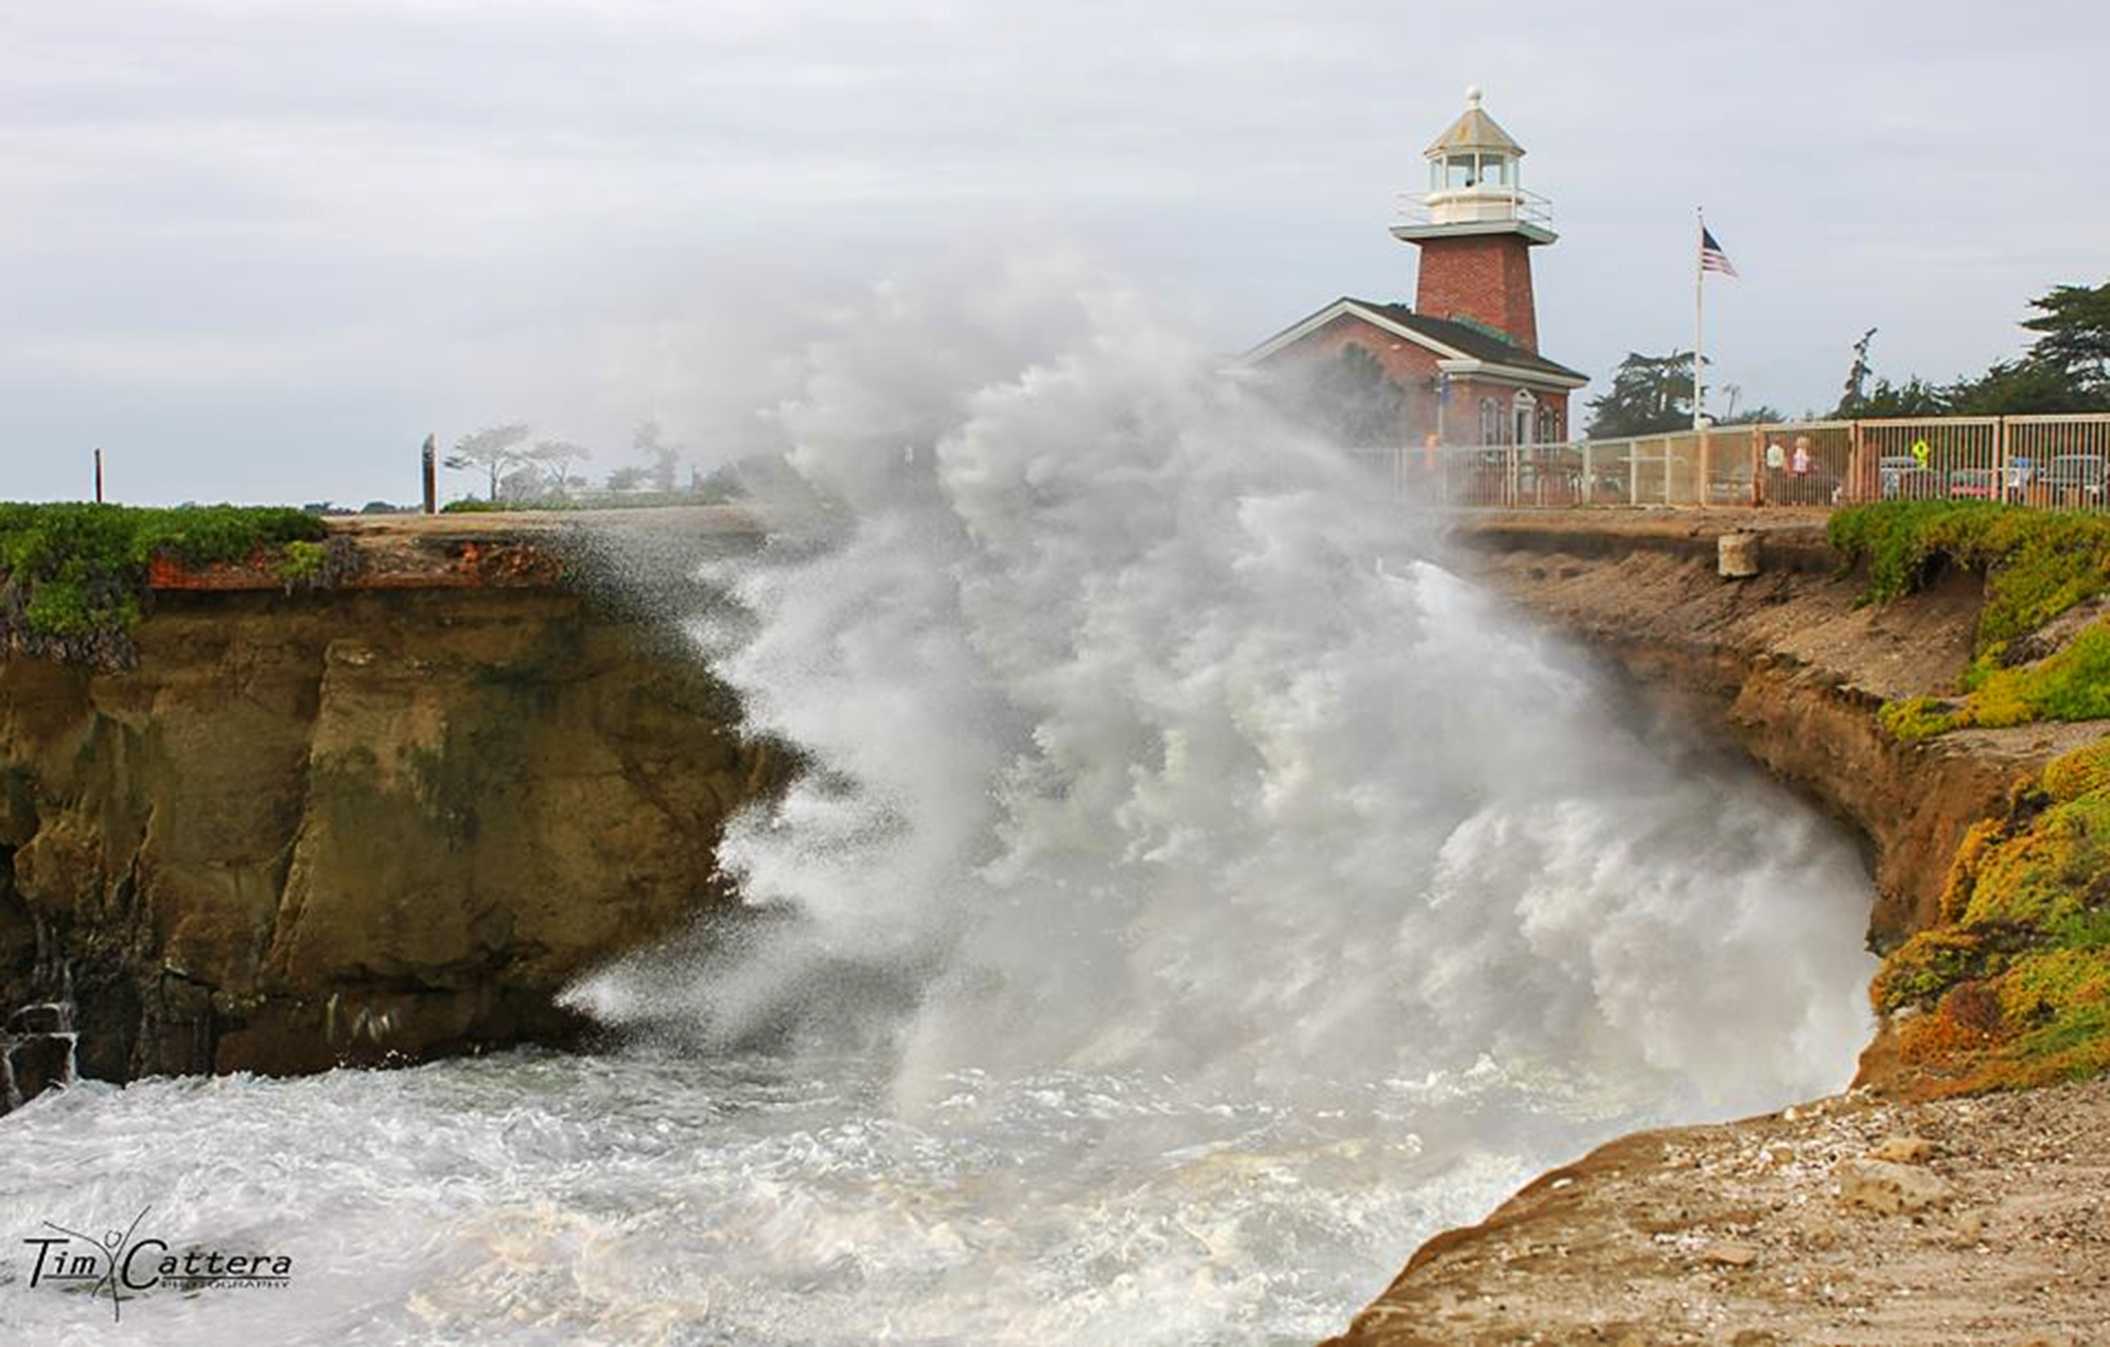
1393, 186, 1553, 231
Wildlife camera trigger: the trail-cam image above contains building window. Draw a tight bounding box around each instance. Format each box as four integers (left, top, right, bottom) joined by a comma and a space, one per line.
1478, 397, 1500, 445
1538, 405, 1560, 444
1513, 390, 1536, 446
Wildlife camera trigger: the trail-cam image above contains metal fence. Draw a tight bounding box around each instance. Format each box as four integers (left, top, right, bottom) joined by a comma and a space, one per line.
1350, 414, 2110, 511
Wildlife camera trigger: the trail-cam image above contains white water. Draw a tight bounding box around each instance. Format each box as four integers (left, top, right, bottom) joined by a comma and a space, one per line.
0, 274, 1874, 1345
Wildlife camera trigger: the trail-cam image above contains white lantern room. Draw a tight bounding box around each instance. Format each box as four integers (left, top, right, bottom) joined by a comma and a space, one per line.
1396, 86, 1555, 243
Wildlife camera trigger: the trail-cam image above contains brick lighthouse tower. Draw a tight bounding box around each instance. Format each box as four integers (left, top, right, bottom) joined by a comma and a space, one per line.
1244, 87, 1584, 447
1390, 85, 1553, 353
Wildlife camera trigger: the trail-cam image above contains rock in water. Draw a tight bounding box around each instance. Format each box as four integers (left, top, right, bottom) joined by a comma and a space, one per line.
5, 1033, 74, 1108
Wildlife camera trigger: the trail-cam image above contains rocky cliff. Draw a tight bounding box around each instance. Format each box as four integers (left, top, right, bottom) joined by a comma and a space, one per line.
1451, 511, 2096, 951
0, 513, 786, 1101
1321, 508, 2110, 1346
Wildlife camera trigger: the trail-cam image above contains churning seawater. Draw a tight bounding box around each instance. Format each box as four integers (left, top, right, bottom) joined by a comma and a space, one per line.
0, 274, 1876, 1345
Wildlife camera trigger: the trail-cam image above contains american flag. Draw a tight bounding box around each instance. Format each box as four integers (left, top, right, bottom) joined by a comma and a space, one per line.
1699, 224, 1739, 277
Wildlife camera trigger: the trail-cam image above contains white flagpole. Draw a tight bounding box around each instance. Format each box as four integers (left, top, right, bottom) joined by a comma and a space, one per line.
1693, 207, 1705, 434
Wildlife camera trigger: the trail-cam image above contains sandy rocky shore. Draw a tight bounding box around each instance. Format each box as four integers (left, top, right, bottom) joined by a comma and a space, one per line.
1323, 1077, 2109, 1346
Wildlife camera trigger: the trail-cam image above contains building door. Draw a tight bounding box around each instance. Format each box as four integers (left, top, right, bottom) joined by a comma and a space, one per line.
1512, 390, 1536, 446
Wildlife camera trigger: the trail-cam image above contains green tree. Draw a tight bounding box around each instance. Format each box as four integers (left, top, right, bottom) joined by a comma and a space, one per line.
1584, 351, 1699, 437
526, 440, 592, 495
1304, 344, 1406, 444
1945, 361, 2099, 416
2021, 281, 2110, 393
1718, 404, 1785, 427
634, 421, 682, 493
1837, 328, 1879, 416
1831, 279, 2110, 419
1854, 376, 1948, 418
445, 424, 531, 500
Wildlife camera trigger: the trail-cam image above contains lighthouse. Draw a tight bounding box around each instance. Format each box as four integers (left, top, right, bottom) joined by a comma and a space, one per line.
1245, 87, 1586, 448
1390, 85, 1553, 353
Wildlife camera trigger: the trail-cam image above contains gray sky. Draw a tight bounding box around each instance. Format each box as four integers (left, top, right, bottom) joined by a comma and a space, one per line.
5, 0, 2105, 506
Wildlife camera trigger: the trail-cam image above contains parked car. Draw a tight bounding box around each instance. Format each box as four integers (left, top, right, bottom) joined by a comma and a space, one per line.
2004, 457, 2036, 500
2042, 454, 2108, 502
1769, 463, 1842, 506
1878, 455, 1934, 500
1947, 468, 1997, 500
1710, 459, 1755, 504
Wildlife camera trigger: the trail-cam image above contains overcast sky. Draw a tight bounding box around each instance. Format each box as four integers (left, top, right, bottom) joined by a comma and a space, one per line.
4, 0, 2105, 505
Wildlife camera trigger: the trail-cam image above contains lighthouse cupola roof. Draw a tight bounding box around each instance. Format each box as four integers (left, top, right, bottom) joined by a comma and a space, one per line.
1425, 86, 1523, 159
1393, 85, 1554, 246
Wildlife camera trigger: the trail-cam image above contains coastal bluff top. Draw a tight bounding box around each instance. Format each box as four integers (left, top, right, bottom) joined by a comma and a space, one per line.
144, 504, 772, 592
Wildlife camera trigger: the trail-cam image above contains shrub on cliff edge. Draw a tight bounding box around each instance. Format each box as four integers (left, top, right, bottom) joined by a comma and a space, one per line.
1880, 624, 2110, 742
1833, 503, 2110, 740
1874, 738, 2110, 1094
0, 502, 326, 662
1829, 501, 2110, 652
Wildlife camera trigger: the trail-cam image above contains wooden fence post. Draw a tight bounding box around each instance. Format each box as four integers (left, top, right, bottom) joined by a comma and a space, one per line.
1994, 418, 2008, 504
1848, 422, 1864, 503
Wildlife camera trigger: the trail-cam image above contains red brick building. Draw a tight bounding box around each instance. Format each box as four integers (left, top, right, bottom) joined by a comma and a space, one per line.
1247, 88, 1586, 445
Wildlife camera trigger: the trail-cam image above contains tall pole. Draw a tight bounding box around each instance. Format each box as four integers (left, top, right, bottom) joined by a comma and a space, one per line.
1693, 207, 1706, 434
94, 448, 104, 504
420, 433, 438, 514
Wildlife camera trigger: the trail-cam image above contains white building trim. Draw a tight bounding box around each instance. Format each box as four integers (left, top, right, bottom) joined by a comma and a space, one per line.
1242, 300, 1473, 366
1433, 356, 1588, 392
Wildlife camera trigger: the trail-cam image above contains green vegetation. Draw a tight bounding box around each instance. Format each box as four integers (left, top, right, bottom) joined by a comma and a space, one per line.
1878, 739, 2110, 1092
275, 539, 328, 586
1829, 502, 2110, 740
1879, 625, 2110, 742
0, 502, 326, 651
1877, 694, 1962, 743
1828, 501, 2110, 650
1960, 625, 2110, 725
443, 418, 700, 502
1299, 344, 1408, 445
1585, 350, 1698, 438
1835, 279, 2110, 418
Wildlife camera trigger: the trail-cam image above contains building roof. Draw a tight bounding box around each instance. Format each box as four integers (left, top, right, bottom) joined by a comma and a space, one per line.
1350, 300, 1584, 381
1242, 297, 1587, 390
1426, 88, 1524, 158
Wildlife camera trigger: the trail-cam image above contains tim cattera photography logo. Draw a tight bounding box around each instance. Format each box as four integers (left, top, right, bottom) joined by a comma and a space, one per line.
21, 1207, 294, 1321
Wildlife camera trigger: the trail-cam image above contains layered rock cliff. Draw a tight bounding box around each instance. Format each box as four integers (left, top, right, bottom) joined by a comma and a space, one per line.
0, 514, 786, 1098
1321, 508, 2110, 1346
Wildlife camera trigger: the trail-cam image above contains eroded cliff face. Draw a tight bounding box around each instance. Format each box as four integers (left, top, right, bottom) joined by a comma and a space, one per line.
0, 584, 787, 1092
1316, 511, 2110, 1347
1450, 513, 2089, 952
